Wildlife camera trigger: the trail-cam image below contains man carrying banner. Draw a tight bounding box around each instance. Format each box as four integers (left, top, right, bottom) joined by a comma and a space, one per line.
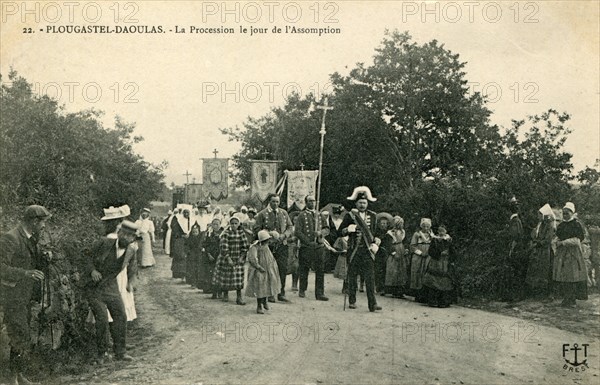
295, 195, 330, 300
340, 186, 382, 312
254, 193, 294, 303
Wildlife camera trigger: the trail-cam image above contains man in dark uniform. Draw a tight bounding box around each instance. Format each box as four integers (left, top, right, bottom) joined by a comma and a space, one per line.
340, 186, 383, 312
0, 205, 52, 385
295, 195, 330, 301
84, 220, 138, 364
254, 193, 293, 303
325, 205, 344, 272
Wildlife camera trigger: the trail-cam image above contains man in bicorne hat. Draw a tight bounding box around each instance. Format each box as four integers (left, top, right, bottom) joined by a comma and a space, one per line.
84, 220, 139, 363
0, 205, 52, 384
340, 186, 382, 312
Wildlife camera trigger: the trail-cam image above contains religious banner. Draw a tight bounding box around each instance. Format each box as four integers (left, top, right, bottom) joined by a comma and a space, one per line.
286, 170, 319, 210
202, 158, 229, 200
250, 160, 280, 202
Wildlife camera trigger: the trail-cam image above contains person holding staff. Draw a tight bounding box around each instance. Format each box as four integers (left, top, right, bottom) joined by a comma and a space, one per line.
340, 186, 382, 312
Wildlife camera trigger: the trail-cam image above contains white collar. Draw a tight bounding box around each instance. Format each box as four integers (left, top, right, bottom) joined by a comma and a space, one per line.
510, 213, 519, 220
22, 226, 33, 239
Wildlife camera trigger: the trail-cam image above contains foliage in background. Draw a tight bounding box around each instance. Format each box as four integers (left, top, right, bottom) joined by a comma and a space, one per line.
0, 70, 165, 366
221, 30, 597, 298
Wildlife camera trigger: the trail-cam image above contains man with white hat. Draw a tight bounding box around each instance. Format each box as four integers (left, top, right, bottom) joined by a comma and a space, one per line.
0, 205, 52, 384
84, 220, 139, 363
340, 186, 382, 312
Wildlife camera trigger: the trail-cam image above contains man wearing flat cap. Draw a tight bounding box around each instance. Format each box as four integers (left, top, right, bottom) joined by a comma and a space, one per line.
0, 205, 52, 384
340, 186, 382, 312
83, 220, 139, 363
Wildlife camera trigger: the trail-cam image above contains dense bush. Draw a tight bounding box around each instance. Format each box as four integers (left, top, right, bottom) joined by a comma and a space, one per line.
221, 31, 598, 299
0, 70, 165, 367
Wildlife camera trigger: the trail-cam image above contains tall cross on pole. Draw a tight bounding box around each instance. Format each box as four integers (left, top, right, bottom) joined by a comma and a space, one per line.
183, 170, 192, 185
213, 149, 219, 158
183, 170, 192, 203
312, 96, 333, 239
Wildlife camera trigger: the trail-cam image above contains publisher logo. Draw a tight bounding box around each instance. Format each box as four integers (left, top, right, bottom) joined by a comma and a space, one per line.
562, 343, 590, 372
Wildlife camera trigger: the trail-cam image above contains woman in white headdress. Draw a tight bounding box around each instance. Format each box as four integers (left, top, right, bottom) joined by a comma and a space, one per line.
553, 202, 588, 307
381, 216, 409, 298
410, 218, 433, 303
525, 204, 556, 297
136, 208, 156, 267
162, 210, 174, 254
170, 206, 194, 280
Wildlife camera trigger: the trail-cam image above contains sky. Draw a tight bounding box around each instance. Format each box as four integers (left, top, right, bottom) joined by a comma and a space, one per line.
1, 1, 598, 186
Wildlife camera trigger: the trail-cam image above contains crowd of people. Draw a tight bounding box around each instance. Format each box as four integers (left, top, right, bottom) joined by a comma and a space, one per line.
157, 186, 599, 314
1, 185, 598, 382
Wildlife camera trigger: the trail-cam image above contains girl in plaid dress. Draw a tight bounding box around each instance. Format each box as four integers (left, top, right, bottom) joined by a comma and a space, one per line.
212, 216, 249, 305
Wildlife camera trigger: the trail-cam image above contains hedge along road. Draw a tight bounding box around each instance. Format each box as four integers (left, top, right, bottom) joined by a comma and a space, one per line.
62, 249, 600, 385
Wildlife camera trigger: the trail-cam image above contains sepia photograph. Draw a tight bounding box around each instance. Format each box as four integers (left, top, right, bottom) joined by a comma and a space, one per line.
0, 1, 599, 384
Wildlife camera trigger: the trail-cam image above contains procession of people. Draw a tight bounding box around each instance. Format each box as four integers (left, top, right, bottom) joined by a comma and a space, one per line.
152, 186, 595, 316
1, 188, 597, 381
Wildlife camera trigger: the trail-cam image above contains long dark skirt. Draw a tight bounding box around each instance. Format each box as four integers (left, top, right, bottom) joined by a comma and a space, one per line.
171, 238, 187, 279
186, 251, 202, 287
198, 253, 217, 292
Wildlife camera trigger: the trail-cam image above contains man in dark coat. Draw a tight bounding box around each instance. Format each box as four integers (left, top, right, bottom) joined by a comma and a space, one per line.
295, 195, 330, 301
0, 205, 52, 385
325, 205, 344, 272
340, 186, 382, 312
254, 193, 293, 303
83, 220, 138, 364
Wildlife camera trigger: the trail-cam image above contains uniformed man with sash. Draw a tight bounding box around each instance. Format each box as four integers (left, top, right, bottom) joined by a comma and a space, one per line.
340, 186, 382, 312
295, 195, 330, 300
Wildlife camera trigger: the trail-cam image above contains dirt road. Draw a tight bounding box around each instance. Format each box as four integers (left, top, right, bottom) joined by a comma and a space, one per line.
62, 251, 599, 385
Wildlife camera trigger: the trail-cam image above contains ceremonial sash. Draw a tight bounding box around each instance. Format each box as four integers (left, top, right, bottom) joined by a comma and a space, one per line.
348, 210, 376, 262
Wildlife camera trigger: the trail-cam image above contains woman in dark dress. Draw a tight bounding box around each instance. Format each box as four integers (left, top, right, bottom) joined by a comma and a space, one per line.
553, 202, 588, 307
170, 209, 193, 281
201, 218, 223, 297
423, 225, 457, 307
185, 224, 204, 289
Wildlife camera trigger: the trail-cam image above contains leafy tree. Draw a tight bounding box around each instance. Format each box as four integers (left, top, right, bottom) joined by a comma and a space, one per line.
0, 70, 165, 215
220, 31, 585, 299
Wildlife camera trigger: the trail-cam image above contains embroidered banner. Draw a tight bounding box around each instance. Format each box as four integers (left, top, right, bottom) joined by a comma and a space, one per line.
286, 170, 319, 210
250, 160, 280, 202
202, 158, 229, 200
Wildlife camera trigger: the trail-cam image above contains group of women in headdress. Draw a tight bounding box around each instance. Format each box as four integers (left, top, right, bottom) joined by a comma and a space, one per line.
373, 215, 458, 308
523, 201, 590, 307
162, 205, 267, 307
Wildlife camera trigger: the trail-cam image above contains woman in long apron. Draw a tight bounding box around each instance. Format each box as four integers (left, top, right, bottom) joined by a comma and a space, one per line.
410, 218, 433, 303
